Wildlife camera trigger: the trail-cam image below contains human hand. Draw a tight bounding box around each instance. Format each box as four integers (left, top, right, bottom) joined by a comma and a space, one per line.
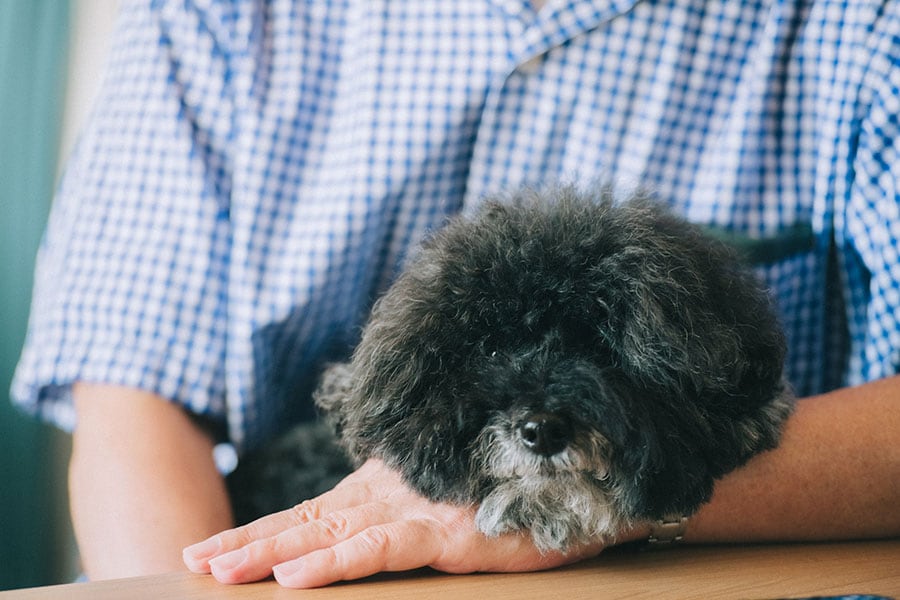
183, 458, 610, 588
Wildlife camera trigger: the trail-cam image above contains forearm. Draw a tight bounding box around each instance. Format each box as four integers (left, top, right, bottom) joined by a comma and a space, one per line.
183, 376, 899, 589
70, 383, 234, 580
685, 375, 900, 543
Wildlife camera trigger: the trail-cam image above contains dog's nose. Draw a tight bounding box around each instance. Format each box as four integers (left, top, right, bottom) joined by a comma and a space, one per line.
518, 413, 570, 457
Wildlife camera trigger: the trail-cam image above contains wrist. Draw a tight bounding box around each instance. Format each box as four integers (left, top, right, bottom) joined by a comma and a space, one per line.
612, 522, 652, 546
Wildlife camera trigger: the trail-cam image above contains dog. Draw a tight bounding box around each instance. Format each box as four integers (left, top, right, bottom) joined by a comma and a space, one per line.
227, 184, 794, 552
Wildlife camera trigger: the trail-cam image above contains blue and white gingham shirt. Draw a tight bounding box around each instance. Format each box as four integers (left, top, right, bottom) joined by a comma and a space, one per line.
13, 0, 900, 451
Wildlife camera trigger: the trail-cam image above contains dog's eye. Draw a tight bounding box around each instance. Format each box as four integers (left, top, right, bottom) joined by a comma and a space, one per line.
490, 351, 498, 358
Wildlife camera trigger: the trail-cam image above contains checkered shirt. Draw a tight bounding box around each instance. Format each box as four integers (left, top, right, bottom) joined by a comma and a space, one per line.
12, 0, 900, 450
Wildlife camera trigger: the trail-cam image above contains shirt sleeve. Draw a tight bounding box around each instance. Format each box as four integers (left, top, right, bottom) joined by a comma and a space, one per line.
839, 4, 900, 385
10, 0, 240, 433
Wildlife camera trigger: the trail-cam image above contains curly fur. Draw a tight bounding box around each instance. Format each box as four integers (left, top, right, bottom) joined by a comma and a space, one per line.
229, 184, 794, 551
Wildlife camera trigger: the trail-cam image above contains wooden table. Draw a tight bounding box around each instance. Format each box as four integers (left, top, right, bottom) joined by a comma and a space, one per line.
3, 540, 898, 599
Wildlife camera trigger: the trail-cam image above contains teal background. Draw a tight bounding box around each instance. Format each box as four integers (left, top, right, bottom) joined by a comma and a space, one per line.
0, 0, 73, 590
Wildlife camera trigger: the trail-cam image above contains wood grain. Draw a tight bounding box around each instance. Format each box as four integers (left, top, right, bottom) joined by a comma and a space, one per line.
4, 540, 898, 599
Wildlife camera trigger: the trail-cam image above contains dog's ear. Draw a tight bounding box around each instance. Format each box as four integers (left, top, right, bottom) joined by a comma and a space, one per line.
591, 201, 783, 398
314, 261, 461, 467
602, 390, 721, 519
314, 226, 495, 499
623, 428, 717, 519
590, 201, 792, 513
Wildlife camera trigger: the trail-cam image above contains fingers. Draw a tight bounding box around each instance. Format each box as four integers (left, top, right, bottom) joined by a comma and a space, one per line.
270, 513, 591, 588
183, 477, 376, 574
185, 458, 608, 588
272, 519, 447, 588
206, 500, 398, 584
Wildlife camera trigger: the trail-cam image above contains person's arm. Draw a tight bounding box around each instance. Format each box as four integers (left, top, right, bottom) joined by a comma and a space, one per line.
686, 374, 900, 543
70, 383, 233, 580
183, 377, 900, 588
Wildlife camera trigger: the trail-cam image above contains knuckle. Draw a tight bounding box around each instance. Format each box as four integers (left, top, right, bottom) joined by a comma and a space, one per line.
244, 535, 278, 559
355, 525, 393, 558
244, 530, 297, 564
233, 520, 272, 548
225, 527, 257, 549
319, 545, 342, 573
318, 512, 353, 542
290, 499, 323, 524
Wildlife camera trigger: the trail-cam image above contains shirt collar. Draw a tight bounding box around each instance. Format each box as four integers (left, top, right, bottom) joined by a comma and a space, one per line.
489, 0, 645, 59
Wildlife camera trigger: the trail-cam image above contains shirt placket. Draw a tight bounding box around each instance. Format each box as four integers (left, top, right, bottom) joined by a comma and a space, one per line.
465, 0, 642, 204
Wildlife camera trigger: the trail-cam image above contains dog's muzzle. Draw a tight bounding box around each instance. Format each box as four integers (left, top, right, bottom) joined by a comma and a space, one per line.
518, 413, 571, 456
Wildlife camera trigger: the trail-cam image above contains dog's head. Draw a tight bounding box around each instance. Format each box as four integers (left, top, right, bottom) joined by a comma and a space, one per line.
314, 185, 793, 550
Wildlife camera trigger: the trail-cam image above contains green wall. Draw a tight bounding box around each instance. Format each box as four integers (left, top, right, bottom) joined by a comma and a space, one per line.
0, 1, 72, 590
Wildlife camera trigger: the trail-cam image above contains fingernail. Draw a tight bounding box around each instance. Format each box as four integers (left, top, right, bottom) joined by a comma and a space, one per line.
184, 537, 221, 561
273, 558, 303, 580
209, 548, 248, 573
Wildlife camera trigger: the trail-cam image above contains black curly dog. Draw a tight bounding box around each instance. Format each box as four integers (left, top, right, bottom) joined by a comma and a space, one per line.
228, 185, 793, 552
